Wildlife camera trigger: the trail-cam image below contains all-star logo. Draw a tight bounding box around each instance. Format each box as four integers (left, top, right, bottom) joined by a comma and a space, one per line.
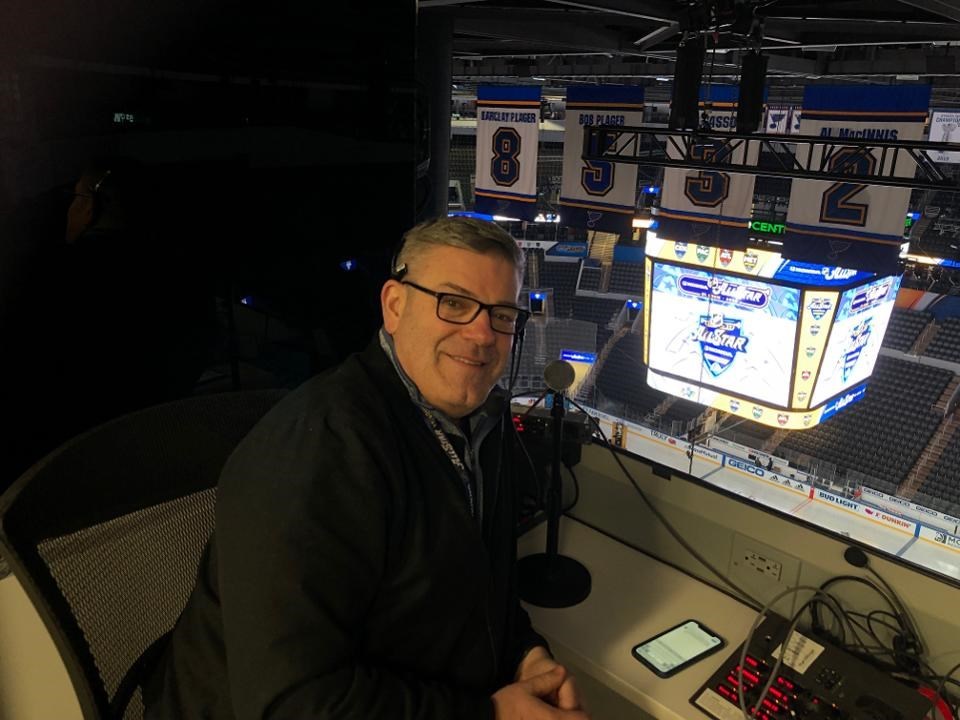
742, 252, 758, 272
729, 399, 740, 412
719, 248, 733, 266
801, 370, 811, 381
679, 275, 771, 310
777, 414, 789, 426
797, 391, 808, 402
808, 297, 833, 321
851, 280, 892, 313
752, 406, 763, 419
802, 414, 812, 426
674, 241, 688, 258
805, 346, 817, 358
842, 318, 872, 382
695, 314, 749, 377
696, 245, 711, 262
810, 324, 821, 337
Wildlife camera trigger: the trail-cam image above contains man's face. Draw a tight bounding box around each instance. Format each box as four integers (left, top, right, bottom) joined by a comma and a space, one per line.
382, 244, 521, 419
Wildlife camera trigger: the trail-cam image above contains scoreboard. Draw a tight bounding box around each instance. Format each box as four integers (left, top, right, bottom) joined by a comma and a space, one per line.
643, 234, 899, 429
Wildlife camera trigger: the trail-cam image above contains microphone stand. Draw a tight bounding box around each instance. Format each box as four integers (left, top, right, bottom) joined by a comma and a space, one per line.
518, 387, 592, 608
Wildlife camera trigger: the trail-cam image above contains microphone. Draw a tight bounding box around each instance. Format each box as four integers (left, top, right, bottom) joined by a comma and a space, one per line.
544, 360, 576, 393
517, 359, 591, 608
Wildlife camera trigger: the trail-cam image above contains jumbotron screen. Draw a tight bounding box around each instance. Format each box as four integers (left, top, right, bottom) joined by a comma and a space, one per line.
642, 235, 899, 429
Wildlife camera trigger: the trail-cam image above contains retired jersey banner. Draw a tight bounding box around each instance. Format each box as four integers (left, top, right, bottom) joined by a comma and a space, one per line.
658, 85, 761, 249
784, 85, 931, 273
559, 85, 645, 235
474, 85, 541, 220
764, 105, 794, 134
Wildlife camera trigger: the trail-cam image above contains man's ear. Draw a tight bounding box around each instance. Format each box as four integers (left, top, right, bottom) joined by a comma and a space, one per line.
381, 279, 406, 334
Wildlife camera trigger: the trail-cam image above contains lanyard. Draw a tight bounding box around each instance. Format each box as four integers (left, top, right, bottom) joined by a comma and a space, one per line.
419, 407, 480, 522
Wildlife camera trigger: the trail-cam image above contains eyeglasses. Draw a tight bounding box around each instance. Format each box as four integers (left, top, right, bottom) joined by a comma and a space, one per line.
402, 280, 530, 335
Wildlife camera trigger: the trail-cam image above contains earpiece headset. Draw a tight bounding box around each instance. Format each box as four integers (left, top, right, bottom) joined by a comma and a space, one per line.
88, 169, 112, 225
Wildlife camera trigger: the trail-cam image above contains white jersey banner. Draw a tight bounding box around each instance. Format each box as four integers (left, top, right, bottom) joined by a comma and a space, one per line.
474, 85, 541, 220
559, 85, 644, 235
784, 85, 930, 273
659, 85, 761, 249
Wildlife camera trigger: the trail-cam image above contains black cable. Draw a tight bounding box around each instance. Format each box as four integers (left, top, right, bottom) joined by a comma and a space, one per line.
737, 586, 851, 720
566, 396, 762, 608
561, 463, 580, 514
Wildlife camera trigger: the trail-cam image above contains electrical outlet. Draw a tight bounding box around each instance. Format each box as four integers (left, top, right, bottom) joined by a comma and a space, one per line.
728, 533, 802, 612
742, 550, 782, 580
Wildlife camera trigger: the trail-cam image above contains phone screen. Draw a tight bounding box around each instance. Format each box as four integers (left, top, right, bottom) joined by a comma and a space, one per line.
633, 620, 724, 676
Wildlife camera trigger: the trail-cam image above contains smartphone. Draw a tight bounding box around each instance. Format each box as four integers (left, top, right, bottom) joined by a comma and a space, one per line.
631, 620, 725, 678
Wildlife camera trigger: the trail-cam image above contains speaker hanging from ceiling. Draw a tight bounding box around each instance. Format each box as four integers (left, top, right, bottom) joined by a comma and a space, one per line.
669, 34, 706, 130
737, 51, 768, 133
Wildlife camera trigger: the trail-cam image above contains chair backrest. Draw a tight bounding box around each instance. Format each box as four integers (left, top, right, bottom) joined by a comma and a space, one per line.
0, 388, 287, 720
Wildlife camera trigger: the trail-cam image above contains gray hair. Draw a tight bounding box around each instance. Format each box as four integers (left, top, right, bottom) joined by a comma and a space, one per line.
394, 216, 525, 278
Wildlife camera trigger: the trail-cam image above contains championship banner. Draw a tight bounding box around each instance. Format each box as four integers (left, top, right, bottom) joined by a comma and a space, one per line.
474, 85, 541, 220
559, 85, 645, 235
784, 85, 931, 273
658, 85, 761, 249
927, 110, 960, 164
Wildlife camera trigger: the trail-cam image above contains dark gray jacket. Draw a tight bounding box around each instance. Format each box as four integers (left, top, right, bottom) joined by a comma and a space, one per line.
144, 339, 544, 719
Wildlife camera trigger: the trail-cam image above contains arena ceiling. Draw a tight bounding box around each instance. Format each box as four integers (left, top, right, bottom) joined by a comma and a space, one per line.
422, 0, 960, 105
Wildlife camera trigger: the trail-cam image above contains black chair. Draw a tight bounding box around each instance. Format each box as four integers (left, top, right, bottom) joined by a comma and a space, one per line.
0, 388, 287, 720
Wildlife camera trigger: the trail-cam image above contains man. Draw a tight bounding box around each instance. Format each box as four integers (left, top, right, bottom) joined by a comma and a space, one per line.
144, 216, 589, 719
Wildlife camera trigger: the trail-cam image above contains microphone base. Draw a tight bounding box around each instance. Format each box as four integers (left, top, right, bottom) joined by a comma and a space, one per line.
517, 553, 591, 608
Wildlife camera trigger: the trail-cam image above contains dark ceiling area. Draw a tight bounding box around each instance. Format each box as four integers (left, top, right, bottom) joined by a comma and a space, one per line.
422, 0, 960, 104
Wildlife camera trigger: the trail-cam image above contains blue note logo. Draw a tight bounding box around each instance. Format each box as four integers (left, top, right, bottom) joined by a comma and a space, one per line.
674, 241, 688, 258
587, 211, 603, 228
842, 319, 872, 382
742, 252, 758, 272
808, 297, 833, 321
768, 112, 785, 130
696, 314, 749, 377
729, 399, 740, 412
752, 406, 763, 419
696, 245, 711, 262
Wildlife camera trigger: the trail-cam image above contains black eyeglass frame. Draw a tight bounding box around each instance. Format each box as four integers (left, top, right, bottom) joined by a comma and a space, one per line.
401, 280, 530, 335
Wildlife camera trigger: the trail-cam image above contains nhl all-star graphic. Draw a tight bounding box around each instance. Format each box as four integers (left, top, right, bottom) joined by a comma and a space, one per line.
742, 252, 759, 272
696, 245, 711, 262
695, 314, 750, 377
674, 241, 688, 259
807, 297, 833, 321
678, 274, 770, 310
842, 318, 872, 382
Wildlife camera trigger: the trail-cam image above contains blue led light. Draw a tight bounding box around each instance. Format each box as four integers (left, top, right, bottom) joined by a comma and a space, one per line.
339, 259, 356, 271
